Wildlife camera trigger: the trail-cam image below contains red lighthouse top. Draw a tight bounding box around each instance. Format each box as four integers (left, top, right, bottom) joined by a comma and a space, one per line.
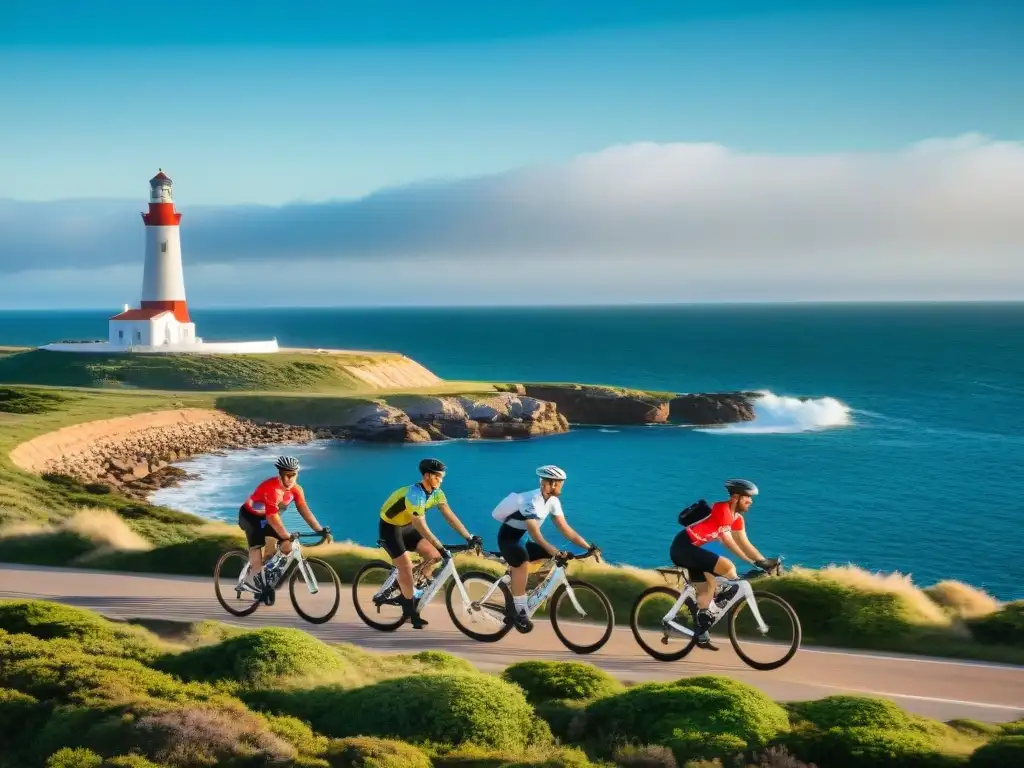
142, 168, 182, 226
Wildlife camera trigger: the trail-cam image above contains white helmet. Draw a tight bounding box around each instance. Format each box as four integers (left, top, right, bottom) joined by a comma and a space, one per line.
536, 465, 567, 481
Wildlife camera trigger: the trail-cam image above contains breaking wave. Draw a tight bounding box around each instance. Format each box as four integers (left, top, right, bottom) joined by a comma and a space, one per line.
698, 390, 853, 434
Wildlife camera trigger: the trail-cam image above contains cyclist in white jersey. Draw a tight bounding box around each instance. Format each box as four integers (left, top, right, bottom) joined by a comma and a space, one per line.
491, 465, 597, 632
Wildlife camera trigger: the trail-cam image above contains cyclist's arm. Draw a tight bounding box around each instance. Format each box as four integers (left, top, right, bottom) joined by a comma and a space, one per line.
293, 487, 324, 533
551, 515, 590, 550
410, 514, 444, 550
525, 519, 561, 557
436, 501, 472, 541
719, 531, 756, 565
730, 529, 765, 563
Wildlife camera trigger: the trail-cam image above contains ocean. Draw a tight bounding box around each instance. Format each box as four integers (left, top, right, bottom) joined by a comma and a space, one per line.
2, 304, 1023, 600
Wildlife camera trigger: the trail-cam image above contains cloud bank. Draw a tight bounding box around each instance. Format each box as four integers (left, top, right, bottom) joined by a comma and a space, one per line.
2, 134, 1023, 304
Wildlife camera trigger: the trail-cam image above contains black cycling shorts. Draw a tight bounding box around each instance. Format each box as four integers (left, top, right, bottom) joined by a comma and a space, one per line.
379, 518, 424, 559
497, 523, 549, 568
238, 505, 285, 549
669, 529, 722, 583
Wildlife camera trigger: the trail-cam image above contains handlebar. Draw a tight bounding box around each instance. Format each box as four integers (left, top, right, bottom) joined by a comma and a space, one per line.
288, 530, 333, 547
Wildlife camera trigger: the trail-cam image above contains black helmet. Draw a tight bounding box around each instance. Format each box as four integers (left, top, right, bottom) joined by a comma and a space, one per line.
725, 478, 758, 497
274, 456, 300, 472
419, 458, 446, 475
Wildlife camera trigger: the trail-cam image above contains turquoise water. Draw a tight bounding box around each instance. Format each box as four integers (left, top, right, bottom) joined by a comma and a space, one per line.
3, 304, 1023, 600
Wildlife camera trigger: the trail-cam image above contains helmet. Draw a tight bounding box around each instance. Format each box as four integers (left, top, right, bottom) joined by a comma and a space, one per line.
725, 478, 758, 497
419, 458, 446, 475
536, 465, 567, 481
275, 456, 300, 472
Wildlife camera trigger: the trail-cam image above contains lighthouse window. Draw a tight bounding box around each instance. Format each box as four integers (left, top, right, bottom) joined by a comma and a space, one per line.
160, 242, 168, 253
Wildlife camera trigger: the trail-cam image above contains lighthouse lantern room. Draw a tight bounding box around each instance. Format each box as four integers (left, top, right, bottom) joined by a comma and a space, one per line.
108, 169, 197, 348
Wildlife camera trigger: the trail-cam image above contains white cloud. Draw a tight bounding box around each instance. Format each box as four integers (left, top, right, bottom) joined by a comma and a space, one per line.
2, 134, 1023, 304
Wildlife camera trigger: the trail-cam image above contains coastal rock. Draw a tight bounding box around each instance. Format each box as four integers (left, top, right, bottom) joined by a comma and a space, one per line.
668, 392, 759, 425
522, 384, 670, 425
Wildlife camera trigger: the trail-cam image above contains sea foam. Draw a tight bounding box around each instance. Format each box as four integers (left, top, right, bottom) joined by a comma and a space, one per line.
698, 390, 852, 434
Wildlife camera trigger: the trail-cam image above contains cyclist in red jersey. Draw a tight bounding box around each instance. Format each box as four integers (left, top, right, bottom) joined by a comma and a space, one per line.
238, 455, 331, 599
669, 478, 778, 650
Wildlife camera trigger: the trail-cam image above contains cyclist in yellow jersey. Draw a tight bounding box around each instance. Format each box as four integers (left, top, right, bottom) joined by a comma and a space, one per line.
378, 457, 481, 628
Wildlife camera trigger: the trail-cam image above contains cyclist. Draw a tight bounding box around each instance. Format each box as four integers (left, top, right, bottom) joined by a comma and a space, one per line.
491, 465, 597, 632
670, 478, 778, 650
379, 457, 482, 629
238, 455, 331, 600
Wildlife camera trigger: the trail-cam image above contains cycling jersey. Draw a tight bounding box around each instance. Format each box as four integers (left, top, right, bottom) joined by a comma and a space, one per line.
379, 483, 447, 526
491, 488, 564, 530
686, 501, 745, 545
243, 476, 306, 517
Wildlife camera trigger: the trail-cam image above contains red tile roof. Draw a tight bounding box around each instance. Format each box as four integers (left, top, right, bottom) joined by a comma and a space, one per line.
109, 308, 171, 321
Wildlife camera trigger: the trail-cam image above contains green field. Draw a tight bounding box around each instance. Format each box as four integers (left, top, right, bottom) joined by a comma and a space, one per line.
2, 599, 1022, 768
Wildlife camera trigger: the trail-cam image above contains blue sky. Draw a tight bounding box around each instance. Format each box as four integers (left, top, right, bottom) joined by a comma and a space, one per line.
1, 0, 1022, 306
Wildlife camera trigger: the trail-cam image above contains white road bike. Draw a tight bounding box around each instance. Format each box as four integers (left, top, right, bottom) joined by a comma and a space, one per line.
352, 541, 507, 635
449, 547, 615, 654
629, 557, 801, 670
213, 531, 341, 624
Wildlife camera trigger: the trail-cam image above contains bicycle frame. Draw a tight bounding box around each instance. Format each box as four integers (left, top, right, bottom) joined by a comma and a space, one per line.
372, 545, 476, 612
235, 535, 321, 596
474, 556, 591, 619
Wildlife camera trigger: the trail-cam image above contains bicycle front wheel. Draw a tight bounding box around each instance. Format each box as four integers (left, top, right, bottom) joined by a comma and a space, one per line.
549, 579, 614, 654
352, 560, 406, 631
445, 570, 513, 643
727, 590, 802, 670
629, 585, 698, 662
213, 549, 261, 617
289, 556, 342, 624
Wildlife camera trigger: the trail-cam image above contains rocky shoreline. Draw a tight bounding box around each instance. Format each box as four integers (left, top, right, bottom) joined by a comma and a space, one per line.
19, 387, 760, 497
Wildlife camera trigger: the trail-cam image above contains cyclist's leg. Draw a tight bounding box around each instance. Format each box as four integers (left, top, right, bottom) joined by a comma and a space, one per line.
379, 520, 412, 595
238, 507, 268, 592
411, 528, 440, 579
497, 524, 532, 627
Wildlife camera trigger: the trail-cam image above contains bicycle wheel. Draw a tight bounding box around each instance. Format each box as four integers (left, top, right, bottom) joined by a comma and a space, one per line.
549, 579, 615, 654
213, 550, 261, 617
289, 556, 342, 624
352, 560, 406, 631
629, 585, 698, 662
727, 590, 802, 670
445, 570, 514, 643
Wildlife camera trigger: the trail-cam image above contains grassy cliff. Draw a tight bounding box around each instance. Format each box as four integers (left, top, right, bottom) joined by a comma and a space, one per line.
1, 599, 1021, 768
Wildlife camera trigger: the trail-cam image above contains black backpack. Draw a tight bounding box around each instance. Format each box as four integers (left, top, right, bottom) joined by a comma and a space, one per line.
678, 499, 712, 527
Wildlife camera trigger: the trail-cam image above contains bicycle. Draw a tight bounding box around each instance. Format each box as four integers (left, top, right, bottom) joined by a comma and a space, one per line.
629, 557, 801, 670
213, 531, 341, 624
448, 547, 615, 654
351, 541, 508, 637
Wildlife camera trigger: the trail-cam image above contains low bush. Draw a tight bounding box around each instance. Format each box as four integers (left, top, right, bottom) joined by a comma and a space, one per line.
966, 602, 1024, 646
0, 599, 164, 662
155, 626, 346, 686
613, 743, 679, 767
430, 744, 597, 767
258, 672, 542, 752
968, 735, 1024, 766
0, 385, 69, 413
584, 675, 789, 762
325, 736, 432, 768
501, 660, 623, 704
405, 649, 478, 675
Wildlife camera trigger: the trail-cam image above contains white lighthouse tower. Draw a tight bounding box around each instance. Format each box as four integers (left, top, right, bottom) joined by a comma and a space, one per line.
108, 170, 197, 348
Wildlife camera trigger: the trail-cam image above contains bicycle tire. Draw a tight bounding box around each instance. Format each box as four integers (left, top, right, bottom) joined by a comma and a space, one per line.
288, 556, 342, 624
445, 570, 514, 643
628, 585, 699, 662
549, 578, 615, 654
213, 549, 261, 617
727, 590, 802, 670
352, 559, 407, 631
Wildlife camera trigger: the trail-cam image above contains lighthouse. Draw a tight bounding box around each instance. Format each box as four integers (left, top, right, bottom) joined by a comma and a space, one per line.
107, 170, 197, 348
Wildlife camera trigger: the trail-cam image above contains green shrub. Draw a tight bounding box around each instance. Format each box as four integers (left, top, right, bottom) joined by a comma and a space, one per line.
325, 736, 432, 768
264, 712, 331, 757
782, 725, 966, 768
431, 744, 597, 767
745, 745, 818, 767
0, 386, 68, 413
613, 743, 679, 767
406, 650, 478, 675
584, 675, 789, 762
1002, 719, 1024, 736
501, 661, 623, 704
155, 626, 346, 686
261, 672, 541, 752
46, 747, 102, 768
0, 686, 47, 738
788, 695, 914, 731
0, 599, 163, 662
533, 699, 588, 743
968, 735, 1024, 766
102, 757, 166, 768
966, 602, 1024, 646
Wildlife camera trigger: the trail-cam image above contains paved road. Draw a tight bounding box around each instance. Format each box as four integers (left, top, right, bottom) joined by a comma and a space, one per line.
1, 563, 1022, 723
